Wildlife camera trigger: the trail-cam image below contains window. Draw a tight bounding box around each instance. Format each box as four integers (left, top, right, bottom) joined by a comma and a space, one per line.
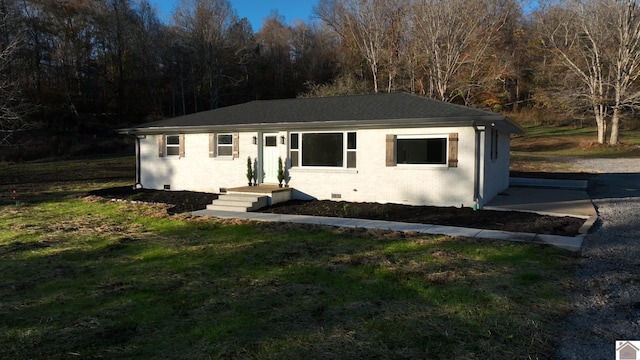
396, 137, 447, 165
166, 135, 180, 156
386, 133, 457, 168
159, 134, 184, 157
347, 132, 357, 168
490, 129, 499, 160
265, 135, 277, 147
209, 133, 239, 159
217, 134, 233, 157
289, 131, 357, 168
290, 133, 299, 167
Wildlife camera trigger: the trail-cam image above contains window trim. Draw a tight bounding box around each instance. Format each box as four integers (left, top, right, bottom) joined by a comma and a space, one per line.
159, 133, 184, 158
209, 132, 239, 159
289, 131, 357, 169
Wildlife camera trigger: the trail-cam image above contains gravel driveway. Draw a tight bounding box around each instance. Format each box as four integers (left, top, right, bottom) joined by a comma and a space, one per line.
557, 158, 640, 359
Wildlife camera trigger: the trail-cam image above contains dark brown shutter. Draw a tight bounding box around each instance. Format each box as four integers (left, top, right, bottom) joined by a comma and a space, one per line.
209, 133, 215, 158
158, 135, 165, 157
179, 134, 185, 157
448, 133, 459, 168
232, 132, 239, 159
385, 134, 396, 167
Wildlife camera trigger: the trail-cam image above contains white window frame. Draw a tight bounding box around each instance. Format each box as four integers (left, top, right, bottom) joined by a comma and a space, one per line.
289, 131, 357, 169
395, 134, 449, 167
165, 135, 181, 157
216, 133, 233, 158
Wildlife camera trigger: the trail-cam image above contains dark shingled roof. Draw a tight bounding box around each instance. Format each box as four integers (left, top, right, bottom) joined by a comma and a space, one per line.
120, 92, 523, 134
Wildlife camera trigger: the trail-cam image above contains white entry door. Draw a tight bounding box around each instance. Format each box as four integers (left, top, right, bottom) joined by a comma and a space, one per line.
262, 133, 280, 184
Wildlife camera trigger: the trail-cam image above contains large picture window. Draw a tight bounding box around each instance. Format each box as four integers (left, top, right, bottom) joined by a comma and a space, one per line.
290, 132, 356, 168
386, 133, 457, 167
396, 136, 447, 165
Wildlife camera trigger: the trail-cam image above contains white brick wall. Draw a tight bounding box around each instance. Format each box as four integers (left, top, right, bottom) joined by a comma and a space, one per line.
138, 126, 510, 208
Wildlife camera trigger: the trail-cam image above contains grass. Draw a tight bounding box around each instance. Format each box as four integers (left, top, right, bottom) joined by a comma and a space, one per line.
0, 157, 577, 359
509, 122, 640, 172
511, 123, 640, 158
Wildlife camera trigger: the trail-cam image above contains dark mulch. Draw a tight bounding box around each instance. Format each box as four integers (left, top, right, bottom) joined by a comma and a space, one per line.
261, 200, 583, 236
88, 186, 218, 214
88, 186, 584, 236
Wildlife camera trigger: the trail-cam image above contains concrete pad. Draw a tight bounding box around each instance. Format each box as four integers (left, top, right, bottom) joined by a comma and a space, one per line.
534, 234, 584, 252
474, 229, 538, 242
510, 177, 588, 190
485, 187, 596, 219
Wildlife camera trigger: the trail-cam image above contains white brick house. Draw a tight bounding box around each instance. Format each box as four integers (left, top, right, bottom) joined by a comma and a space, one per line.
119, 93, 523, 208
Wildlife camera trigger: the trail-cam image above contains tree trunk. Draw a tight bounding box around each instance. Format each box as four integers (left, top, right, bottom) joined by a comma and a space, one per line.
610, 107, 621, 145
595, 104, 607, 144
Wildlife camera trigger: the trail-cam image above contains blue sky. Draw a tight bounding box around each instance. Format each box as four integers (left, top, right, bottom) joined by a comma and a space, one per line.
150, 0, 319, 31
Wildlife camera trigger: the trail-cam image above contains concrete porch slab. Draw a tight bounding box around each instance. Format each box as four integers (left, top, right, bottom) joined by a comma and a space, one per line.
485, 187, 597, 219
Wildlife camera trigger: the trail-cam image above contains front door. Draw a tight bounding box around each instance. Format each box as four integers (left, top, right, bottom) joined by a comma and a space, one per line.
262, 133, 279, 184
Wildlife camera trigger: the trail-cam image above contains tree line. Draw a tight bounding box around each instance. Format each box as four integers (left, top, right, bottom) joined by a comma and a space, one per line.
2, 0, 640, 148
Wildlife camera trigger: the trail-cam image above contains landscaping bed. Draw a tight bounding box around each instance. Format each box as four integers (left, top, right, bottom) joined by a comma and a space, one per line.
89, 186, 584, 236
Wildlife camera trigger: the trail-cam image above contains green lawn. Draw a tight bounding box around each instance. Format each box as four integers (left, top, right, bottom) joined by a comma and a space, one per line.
509, 124, 640, 172
512, 124, 640, 157
0, 157, 576, 359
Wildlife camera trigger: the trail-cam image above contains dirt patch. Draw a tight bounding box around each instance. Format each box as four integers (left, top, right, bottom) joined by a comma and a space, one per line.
260, 200, 583, 236
87, 186, 218, 214
88, 186, 584, 236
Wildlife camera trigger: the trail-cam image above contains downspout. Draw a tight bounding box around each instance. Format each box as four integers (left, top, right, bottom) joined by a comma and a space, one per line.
127, 133, 144, 189
472, 121, 484, 210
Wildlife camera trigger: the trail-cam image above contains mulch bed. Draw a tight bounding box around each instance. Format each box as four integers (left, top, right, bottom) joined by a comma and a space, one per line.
88, 186, 584, 236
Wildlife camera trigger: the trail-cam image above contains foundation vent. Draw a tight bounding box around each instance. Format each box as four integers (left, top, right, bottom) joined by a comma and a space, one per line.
331, 193, 342, 199
163, 185, 171, 190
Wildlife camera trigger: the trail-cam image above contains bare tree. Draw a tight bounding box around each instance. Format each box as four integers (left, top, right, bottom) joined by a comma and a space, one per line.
536, 0, 640, 145
608, 0, 640, 145
0, 2, 32, 146
413, 0, 511, 103
173, 0, 238, 109
315, 0, 408, 93
536, 1, 609, 143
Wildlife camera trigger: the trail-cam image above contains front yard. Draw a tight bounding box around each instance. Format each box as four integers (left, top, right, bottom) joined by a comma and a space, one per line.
0, 156, 577, 359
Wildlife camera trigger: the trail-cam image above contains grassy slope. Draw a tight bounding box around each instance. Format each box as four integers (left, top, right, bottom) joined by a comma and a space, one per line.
510, 123, 640, 172
0, 157, 577, 359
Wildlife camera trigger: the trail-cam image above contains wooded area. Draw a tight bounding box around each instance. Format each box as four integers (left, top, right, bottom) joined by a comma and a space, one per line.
2, 0, 640, 158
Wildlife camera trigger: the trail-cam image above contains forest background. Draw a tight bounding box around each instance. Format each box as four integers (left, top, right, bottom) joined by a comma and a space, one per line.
2, 0, 640, 161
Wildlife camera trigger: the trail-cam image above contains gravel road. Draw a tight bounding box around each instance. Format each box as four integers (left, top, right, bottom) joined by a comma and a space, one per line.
557, 158, 640, 359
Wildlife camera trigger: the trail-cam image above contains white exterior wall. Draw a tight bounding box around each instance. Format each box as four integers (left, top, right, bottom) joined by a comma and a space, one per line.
138, 126, 509, 208
139, 133, 259, 192
287, 127, 476, 207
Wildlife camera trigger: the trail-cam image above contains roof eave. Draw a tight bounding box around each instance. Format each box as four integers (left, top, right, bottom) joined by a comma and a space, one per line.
117, 115, 519, 135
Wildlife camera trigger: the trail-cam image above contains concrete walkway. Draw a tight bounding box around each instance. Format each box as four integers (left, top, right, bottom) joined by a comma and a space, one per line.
192, 209, 585, 252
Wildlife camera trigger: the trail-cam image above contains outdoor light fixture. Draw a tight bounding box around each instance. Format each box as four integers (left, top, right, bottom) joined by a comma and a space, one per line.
252, 136, 257, 144
280, 136, 286, 144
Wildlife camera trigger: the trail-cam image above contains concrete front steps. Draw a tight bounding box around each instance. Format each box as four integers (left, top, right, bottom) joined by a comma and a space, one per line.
207, 193, 269, 212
